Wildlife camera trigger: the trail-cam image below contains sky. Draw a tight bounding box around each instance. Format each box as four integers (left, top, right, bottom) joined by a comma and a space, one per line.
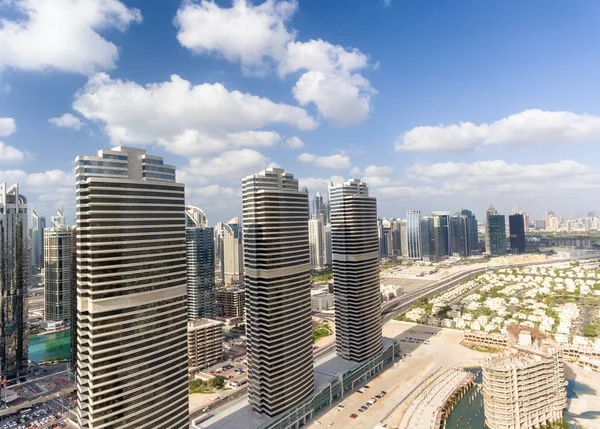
2, 0, 600, 225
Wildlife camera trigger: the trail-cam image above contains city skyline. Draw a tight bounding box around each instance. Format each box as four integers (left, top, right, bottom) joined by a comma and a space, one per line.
2, 1, 600, 223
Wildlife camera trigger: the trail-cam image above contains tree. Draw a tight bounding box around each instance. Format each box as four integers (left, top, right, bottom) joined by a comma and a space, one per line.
210, 376, 226, 389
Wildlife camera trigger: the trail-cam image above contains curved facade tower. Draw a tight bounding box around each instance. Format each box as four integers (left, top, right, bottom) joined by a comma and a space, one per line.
75, 147, 188, 429
242, 167, 313, 417
0, 183, 29, 382
185, 205, 215, 319
329, 179, 382, 362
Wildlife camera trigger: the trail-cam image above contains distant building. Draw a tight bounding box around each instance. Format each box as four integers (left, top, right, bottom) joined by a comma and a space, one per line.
324, 224, 332, 266
308, 218, 324, 270
460, 209, 479, 254
420, 217, 436, 261
378, 218, 392, 258
509, 213, 526, 254
406, 210, 422, 259
311, 293, 335, 311
485, 205, 507, 256
432, 212, 451, 258
31, 209, 46, 271
330, 179, 382, 362
43, 211, 73, 324
535, 220, 546, 231
216, 287, 246, 322
0, 183, 29, 382
188, 319, 224, 371
482, 334, 567, 429
186, 205, 216, 319
400, 219, 408, 257
391, 219, 402, 256
450, 213, 468, 257
312, 192, 326, 222
220, 217, 244, 286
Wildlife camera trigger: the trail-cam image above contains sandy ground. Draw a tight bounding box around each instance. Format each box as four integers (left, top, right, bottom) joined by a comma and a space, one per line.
565, 364, 600, 429
309, 321, 487, 429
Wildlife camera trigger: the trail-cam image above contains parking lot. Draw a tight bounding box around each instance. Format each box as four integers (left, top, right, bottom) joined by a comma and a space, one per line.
310, 321, 487, 429
0, 402, 67, 429
203, 356, 249, 388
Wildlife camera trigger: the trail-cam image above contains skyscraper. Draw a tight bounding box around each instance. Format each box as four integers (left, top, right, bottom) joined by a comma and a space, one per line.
44, 210, 73, 323
450, 213, 468, 257
432, 212, 450, 258
378, 218, 392, 259
215, 217, 244, 286
485, 205, 507, 256
186, 205, 216, 319
75, 147, 188, 429
301, 185, 309, 219
31, 208, 46, 271
460, 209, 479, 254
312, 192, 325, 221
308, 218, 324, 270
406, 210, 422, 259
400, 219, 408, 257
509, 213, 526, 254
242, 167, 313, 417
420, 216, 436, 262
329, 179, 382, 362
391, 219, 402, 256
0, 183, 29, 382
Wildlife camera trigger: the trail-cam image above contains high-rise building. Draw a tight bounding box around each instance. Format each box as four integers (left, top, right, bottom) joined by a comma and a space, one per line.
312, 192, 325, 222
31, 209, 46, 271
544, 210, 555, 232
450, 213, 468, 257
391, 219, 402, 256
485, 205, 507, 256
75, 147, 188, 429
44, 211, 73, 324
432, 212, 450, 258
400, 219, 408, 257
0, 183, 29, 382
378, 218, 392, 259
216, 287, 245, 321
509, 213, 526, 254
308, 218, 324, 270
242, 167, 313, 417
324, 223, 333, 266
460, 209, 479, 254
186, 205, 216, 319
329, 179, 382, 362
301, 185, 309, 219
215, 217, 244, 286
406, 210, 421, 259
420, 217, 436, 261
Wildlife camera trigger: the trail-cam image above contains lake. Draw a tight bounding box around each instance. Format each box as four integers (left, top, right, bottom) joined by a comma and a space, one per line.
28, 329, 71, 364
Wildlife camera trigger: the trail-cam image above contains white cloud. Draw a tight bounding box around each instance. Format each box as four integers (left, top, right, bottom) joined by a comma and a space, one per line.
406, 160, 589, 183
175, 0, 375, 125
175, 0, 296, 72
72, 73, 316, 156
49, 113, 83, 130
0, 142, 26, 164
298, 152, 351, 169
284, 136, 304, 149
396, 109, 600, 152
0, 117, 16, 136
0, 168, 75, 218
179, 149, 271, 182
0, 0, 141, 74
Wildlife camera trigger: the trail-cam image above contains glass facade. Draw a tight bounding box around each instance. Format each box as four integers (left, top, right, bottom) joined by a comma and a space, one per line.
406, 210, 421, 259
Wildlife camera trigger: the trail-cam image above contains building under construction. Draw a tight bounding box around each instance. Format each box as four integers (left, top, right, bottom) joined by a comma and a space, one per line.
482, 330, 567, 429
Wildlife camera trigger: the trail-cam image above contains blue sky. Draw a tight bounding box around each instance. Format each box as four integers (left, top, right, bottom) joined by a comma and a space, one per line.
2, 0, 600, 224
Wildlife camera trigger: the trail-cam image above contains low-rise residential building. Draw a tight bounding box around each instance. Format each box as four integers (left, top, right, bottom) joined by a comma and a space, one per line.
188, 319, 224, 371
311, 293, 335, 311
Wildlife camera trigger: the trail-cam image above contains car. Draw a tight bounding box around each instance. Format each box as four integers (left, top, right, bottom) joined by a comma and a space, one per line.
364, 385, 370, 389
349, 414, 358, 419
337, 403, 345, 408
358, 408, 366, 413
327, 424, 334, 428
314, 421, 321, 425
381, 391, 387, 396
357, 388, 365, 393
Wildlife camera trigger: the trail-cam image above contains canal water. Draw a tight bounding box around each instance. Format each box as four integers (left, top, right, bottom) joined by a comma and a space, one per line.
445, 368, 486, 429
28, 329, 71, 364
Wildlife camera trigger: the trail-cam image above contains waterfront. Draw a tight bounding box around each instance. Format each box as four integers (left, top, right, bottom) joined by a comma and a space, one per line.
28, 330, 71, 364
445, 369, 486, 429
